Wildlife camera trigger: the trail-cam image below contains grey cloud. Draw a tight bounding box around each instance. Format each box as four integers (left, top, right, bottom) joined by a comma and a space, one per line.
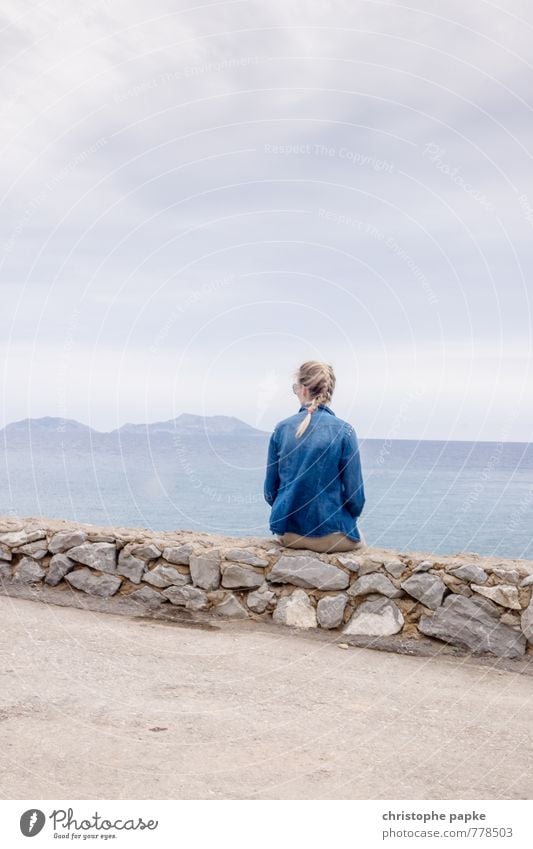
1, 0, 532, 439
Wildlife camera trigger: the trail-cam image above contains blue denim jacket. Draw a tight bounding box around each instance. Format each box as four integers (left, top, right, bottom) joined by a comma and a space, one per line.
263, 404, 365, 541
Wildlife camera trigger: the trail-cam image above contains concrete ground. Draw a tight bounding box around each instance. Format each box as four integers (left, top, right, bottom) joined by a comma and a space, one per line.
0, 594, 532, 800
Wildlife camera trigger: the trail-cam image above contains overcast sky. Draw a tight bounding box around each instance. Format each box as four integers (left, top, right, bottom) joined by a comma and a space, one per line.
1, 0, 532, 440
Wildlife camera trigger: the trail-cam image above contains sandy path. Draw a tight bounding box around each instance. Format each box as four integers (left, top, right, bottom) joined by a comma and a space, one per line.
0, 594, 531, 800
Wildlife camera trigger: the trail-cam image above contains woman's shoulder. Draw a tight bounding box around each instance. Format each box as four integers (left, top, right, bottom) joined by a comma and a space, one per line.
330, 416, 360, 444
274, 411, 356, 436
272, 412, 301, 433
322, 411, 356, 432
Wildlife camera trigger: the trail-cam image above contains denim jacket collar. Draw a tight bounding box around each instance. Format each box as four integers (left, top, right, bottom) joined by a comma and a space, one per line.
298, 403, 335, 416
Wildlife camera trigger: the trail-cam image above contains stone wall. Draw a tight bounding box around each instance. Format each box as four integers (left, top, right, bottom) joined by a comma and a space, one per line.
1, 516, 533, 660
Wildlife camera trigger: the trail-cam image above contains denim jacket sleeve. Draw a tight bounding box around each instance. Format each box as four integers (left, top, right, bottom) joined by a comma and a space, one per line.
264, 427, 280, 506
339, 424, 365, 518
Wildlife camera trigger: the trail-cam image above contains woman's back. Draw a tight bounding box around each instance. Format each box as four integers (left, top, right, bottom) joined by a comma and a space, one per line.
264, 400, 365, 544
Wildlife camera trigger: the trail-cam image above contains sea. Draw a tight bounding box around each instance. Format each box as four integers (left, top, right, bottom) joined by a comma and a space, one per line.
1, 433, 532, 561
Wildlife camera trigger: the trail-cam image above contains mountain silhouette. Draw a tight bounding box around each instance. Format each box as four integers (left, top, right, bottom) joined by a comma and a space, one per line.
0, 414, 269, 452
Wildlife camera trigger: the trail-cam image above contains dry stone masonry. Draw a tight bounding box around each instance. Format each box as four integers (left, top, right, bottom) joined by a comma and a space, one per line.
1, 516, 533, 661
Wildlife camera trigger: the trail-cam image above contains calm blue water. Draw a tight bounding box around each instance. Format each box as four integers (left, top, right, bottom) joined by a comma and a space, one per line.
1, 435, 532, 560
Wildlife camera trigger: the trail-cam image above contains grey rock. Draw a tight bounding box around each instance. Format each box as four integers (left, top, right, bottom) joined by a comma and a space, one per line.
500, 611, 521, 628
246, 587, 276, 613
0, 544, 12, 561
450, 564, 488, 584
48, 530, 88, 553
128, 586, 167, 608
0, 562, 11, 580
491, 568, 520, 585
65, 567, 122, 597
189, 550, 221, 590
384, 559, 406, 578
343, 597, 404, 636
221, 563, 265, 589
269, 555, 349, 591
45, 553, 75, 586
442, 573, 473, 598
13, 556, 45, 584
162, 543, 194, 565
117, 548, 146, 583
225, 547, 269, 567
359, 555, 385, 575
317, 593, 348, 629
0, 528, 46, 547
272, 589, 317, 629
468, 595, 501, 617
348, 573, 403, 599
520, 574, 533, 588
162, 585, 209, 611
212, 593, 249, 619
130, 543, 161, 561
400, 573, 446, 609
413, 559, 434, 573
67, 542, 117, 574
488, 561, 528, 578
86, 533, 116, 543
277, 543, 322, 555
142, 564, 191, 588
336, 554, 363, 573
471, 583, 521, 610
418, 594, 526, 659
12, 541, 48, 558
521, 597, 533, 643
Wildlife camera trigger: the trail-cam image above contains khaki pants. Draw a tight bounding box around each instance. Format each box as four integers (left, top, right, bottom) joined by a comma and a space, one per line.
277, 529, 366, 553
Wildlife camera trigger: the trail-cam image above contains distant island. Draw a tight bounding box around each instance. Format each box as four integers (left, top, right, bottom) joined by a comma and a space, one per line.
0, 415, 268, 451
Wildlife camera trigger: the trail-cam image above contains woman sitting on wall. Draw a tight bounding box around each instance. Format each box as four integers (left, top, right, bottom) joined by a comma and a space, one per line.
263, 360, 366, 553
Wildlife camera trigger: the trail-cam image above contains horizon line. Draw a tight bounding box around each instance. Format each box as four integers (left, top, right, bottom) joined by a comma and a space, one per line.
0, 414, 531, 446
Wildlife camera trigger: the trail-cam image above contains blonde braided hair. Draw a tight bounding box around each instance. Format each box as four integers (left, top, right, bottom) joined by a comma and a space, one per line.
294, 360, 336, 438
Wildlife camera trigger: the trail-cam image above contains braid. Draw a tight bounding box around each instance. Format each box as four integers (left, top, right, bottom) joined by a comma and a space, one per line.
294, 361, 336, 438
